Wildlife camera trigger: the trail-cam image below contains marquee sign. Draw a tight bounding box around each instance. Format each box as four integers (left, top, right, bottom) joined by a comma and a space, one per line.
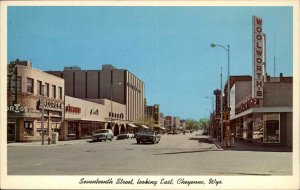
252, 16, 264, 99
235, 98, 259, 114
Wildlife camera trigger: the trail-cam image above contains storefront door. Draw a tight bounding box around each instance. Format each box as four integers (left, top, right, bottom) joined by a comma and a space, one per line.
7, 121, 16, 142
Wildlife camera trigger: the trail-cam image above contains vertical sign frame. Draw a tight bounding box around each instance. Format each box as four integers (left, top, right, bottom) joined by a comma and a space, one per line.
252, 16, 264, 99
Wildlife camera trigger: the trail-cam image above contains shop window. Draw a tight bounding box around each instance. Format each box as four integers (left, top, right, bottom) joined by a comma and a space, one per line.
24, 121, 33, 136
27, 78, 34, 93
264, 114, 280, 143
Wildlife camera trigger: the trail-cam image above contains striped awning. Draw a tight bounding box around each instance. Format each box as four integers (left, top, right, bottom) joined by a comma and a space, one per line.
128, 123, 138, 128
141, 125, 149, 129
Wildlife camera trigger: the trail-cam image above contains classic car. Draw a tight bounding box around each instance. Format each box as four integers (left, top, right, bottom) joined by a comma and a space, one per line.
136, 131, 161, 144
116, 133, 135, 140
92, 129, 114, 142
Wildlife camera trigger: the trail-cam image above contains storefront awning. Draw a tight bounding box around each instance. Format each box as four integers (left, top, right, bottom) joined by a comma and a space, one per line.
64, 118, 82, 121
128, 123, 138, 128
231, 107, 292, 120
141, 125, 149, 129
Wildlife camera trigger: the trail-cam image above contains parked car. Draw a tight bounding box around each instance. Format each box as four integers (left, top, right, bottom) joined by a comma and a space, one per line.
117, 133, 135, 140
136, 131, 161, 144
92, 129, 114, 142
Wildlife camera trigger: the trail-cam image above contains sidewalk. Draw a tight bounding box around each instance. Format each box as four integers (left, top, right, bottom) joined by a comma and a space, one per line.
7, 139, 89, 147
211, 138, 292, 152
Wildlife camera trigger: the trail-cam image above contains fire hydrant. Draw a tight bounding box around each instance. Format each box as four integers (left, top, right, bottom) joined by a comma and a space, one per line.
47, 137, 51, 145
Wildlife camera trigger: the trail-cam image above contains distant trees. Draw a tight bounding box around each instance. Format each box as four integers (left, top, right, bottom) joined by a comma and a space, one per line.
185, 118, 209, 130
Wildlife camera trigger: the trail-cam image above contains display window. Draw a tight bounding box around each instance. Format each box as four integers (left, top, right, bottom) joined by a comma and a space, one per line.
263, 113, 280, 143
24, 121, 33, 136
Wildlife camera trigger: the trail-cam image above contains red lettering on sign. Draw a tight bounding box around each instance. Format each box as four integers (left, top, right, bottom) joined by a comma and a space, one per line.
256, 80, 263, 87
256, 49, 263, 56
256, 42, 262, 48
256, 34, 262, 40
256, 26, 262, 33
256, 57, 262, 63
255, 17, 263, 26
256, 65, 262, 72
256, 91, 263, 97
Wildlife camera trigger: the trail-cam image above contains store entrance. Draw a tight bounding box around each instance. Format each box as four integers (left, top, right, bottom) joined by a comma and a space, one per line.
7, 122, 16, 142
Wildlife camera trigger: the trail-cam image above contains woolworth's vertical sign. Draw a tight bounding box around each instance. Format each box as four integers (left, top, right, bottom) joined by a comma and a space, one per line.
252, 16, 264, 99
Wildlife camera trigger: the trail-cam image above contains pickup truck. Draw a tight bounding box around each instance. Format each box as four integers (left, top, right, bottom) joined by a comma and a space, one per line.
136, 131, 161, 144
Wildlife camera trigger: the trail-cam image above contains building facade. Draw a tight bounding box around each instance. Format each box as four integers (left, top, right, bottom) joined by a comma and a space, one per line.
63, 96, 128, 140
47, 64, 145, 126
226, 75, 293, 147
7, 60, 65, 142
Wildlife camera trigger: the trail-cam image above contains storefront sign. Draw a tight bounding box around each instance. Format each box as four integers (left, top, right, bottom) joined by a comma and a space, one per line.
7, 103, 35, 113
8, 62, 17, 105
38, 99, 63, 111
65, 104, 81, 113
252, 16, 264, 99
235, 98, 259, 114
90, 109, 99, 115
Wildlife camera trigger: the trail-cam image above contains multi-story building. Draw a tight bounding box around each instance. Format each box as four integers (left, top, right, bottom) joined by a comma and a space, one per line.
47, 64, 145, 129
7, 60, 65, 142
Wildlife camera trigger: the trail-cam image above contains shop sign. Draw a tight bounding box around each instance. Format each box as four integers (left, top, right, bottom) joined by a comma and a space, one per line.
252, 16, 264, 99
7, 103, 35, 113
66, 104, 81, 113
90, 109, 99, 115
235, 98, 259, 114
8, 62, 17, 105
38, 99, 63, 111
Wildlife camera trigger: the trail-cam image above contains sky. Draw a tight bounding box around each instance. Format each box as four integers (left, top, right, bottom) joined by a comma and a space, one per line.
7, 6, 293, 120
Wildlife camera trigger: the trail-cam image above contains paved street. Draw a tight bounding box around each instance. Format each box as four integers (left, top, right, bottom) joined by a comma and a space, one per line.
7, 132, 292, 175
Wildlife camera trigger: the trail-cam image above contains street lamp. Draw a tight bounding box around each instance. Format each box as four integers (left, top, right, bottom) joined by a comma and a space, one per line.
210, 43, 230, 108
110, 81, 122, 130
211, 43, 230, 147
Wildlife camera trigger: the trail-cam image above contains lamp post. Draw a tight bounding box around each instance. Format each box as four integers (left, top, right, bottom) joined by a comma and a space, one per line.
220, 67, 223, 147
211, 43, 230, 147
110, 81, 122, 130
210, 43, 230, 109
41, 85, 45, 145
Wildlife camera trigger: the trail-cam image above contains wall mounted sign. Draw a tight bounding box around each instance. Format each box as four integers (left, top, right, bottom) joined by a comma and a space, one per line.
38, 99, 63, 111
90, 109, 99, 115
8, 62, 17, 105
252, 16, 264, 99
235, 98, 259, 114
65, 104, 81, 113
7, 103, 35, 113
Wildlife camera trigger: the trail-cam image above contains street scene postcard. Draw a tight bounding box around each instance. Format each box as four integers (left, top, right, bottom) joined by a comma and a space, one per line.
0, 1, 299, 189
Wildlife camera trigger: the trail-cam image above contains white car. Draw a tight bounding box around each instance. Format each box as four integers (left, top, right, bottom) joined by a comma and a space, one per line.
92, 129, 114, 142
